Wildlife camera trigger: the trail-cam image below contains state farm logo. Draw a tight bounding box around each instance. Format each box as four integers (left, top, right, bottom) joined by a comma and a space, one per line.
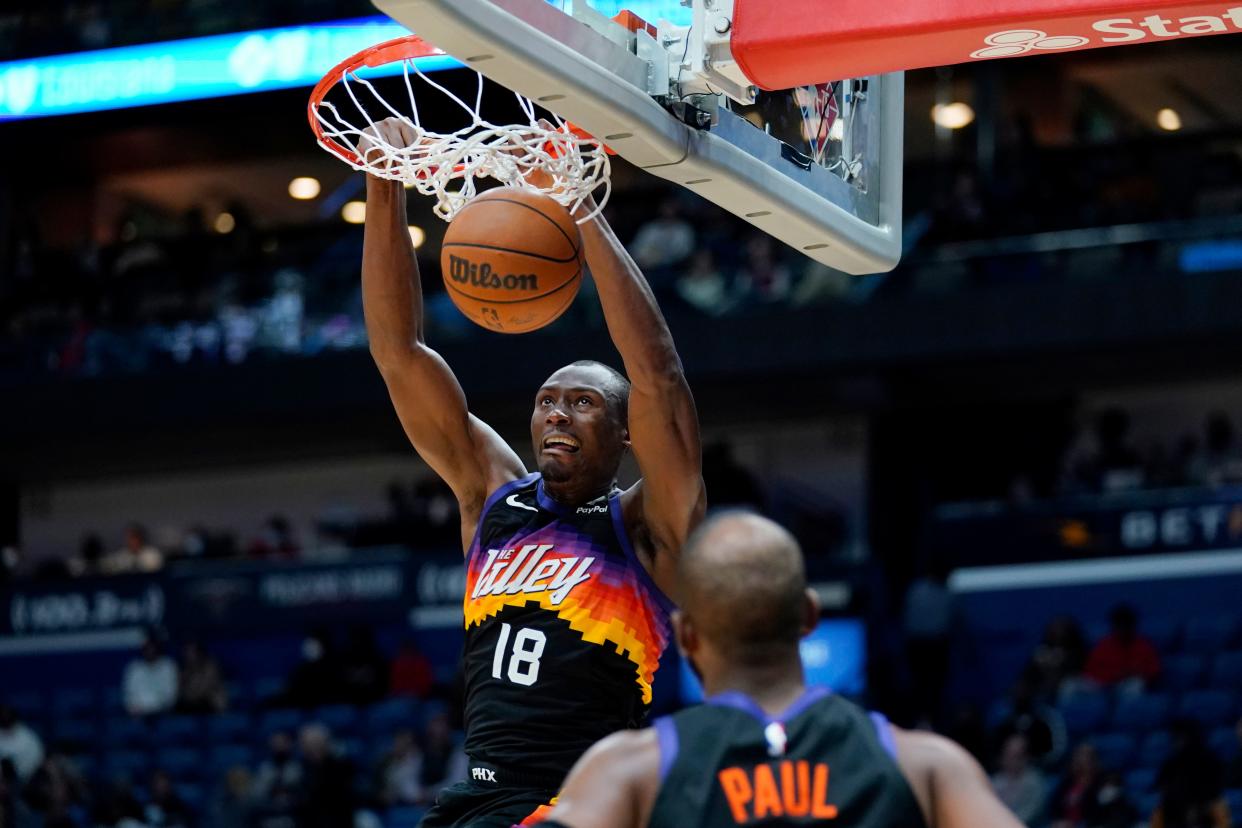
971, 29, 1089, 59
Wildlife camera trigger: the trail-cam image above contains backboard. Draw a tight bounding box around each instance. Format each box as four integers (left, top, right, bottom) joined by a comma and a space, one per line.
370, 0, 905, 274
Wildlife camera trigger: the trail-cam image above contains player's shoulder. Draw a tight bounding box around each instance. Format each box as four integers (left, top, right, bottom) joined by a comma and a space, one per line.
583, 727, 659, 779
890, 725, 981, 783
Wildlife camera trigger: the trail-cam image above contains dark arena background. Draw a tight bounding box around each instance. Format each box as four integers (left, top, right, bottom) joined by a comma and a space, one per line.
3, 2, 1242, 827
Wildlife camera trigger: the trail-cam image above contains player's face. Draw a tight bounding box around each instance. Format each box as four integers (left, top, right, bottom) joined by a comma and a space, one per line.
531, 365, 628, 487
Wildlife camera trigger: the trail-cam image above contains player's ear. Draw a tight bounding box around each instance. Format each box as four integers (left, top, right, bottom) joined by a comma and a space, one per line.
672, 609, 696, 657
799, 588, 820, 638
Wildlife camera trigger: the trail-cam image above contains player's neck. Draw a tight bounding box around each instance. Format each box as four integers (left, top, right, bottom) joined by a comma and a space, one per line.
541, 475, 612, 507
706, 656, 807, 717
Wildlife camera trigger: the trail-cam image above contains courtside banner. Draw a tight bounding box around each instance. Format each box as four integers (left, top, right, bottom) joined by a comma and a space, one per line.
731, 0, 1242, 88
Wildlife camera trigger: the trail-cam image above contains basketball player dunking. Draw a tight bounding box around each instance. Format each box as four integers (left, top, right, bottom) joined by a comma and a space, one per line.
543, 512, 1023, 828
360, 118, 704, 827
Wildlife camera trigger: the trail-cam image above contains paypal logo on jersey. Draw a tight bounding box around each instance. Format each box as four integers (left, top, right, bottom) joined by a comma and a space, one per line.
471, 545, 594, 605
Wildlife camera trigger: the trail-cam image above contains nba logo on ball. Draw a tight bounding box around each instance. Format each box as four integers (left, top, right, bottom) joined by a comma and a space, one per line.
440, 189, 584, 334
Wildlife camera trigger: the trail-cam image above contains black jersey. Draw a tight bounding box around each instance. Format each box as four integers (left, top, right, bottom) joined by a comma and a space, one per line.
461, 473, 673, 781
649, 687, 928, 828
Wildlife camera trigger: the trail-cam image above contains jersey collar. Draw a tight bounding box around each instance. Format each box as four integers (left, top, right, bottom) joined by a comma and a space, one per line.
705, 685, 832, 726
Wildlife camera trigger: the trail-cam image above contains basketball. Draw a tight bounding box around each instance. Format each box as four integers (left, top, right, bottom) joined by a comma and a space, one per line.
439, 189, 583, 334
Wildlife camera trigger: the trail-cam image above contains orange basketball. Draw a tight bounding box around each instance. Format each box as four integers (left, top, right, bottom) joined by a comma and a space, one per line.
440, 189, 583, 334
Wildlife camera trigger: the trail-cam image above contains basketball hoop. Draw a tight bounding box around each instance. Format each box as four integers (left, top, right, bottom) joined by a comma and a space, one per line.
308, 35, 611, 222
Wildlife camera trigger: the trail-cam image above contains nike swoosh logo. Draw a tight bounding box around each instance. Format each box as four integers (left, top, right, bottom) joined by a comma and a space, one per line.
506, 493, 538, 512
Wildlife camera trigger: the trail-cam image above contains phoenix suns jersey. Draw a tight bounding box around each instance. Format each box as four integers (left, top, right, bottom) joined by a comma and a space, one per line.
649, 687, 927, 828
462, 472, 673, 781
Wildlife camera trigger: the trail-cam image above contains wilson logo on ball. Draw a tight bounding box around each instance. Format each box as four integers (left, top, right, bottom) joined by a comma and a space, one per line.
447, 256, 539, 291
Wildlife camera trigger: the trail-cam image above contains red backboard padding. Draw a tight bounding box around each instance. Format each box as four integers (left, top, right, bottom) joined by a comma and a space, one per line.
731, 0, 1242, 88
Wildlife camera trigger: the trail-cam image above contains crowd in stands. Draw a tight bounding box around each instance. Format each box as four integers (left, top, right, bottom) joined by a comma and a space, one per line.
903, 599, 1242, 828
0, 626, 454, 828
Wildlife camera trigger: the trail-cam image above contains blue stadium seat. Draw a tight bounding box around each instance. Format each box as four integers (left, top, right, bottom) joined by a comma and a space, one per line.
207, 744, 254, 776
1176, 690, 1235, 727
1144, 618, 1181, 652
50, 718, 98, 748
52, 688, 95, 717
206, 712, 251, 744
1161, 654, 1206, 692
153, 715, 203, 745
1138, 731, 1172, 767
1182, 613, 1239, 653
1209, 650, 1242, 690
314, 704, 360, 735
104, 716, 152, 749
1125, 767, 1157, 798
1224, 790, 1242, 825
385, 806, 429, 828
251, 677, 286, 705
1090, 732, 1137, 770
5, 691, 45, 721
100, 688, 125, 716
1111, 693, 1172, 732
1135, 791, 1162, 820
102, 750, 150, 781
175, 783, 205, 812
1208, 726, 1239, 762
337, 738, 365, 761
364, 698, 419, 737
258, 709, 304, 740
155, 747, 204, 781
224, 682, 250, 710
1059, 690, 1111, 736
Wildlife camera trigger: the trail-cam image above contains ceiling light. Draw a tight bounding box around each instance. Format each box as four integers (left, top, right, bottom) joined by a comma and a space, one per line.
214, 212, 235, 234
931, 102, 975, 130
1157, 108, 1182, 131
288, 176, 321, 200
341, 201, 366, 224
408, 226, 426, 249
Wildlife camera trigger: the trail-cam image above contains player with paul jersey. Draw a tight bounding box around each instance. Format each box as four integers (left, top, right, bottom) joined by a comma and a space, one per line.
359, 117, 705, 827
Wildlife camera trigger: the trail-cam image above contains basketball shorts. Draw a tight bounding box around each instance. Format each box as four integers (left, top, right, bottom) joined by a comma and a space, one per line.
419, 761, 559, 828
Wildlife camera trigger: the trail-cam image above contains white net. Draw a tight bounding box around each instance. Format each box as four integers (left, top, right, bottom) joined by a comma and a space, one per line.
311, 51, 611, 223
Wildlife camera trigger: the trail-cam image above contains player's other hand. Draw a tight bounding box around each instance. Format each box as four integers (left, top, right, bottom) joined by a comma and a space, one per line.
357, 116, 419, 171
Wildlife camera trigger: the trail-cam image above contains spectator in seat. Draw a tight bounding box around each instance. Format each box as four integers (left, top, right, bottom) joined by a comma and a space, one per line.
1153, 719, 1230, 828
143, 769, 192, 828
628, 199, 695, 276
902, 560, 955, 726
1225, 716, 1242, 789
419, 711, 467, 801
1188, 413, 1242, 487
375, 728, 424, 806
0, 761, 38, 828
206, 766, 255, 828
1084, 603, 1161, 692
177, 641, 228, 714
674, 249, 734, 317
389, 639, 434, 700
100, 523, 163, 574
122, 633, 178, 717
295, 723, 355, 828
339, 626, 389, 705
1027, 615, 1089, 701
991, 733, 1049, 826
24, 751, 90, 828
1090, 771, 1139, 828
283, 629, 342, 708
1050, 743, 1103, 828
993, 676, 1067, 767
253, 731, 302, 807
0, 705, 43, 783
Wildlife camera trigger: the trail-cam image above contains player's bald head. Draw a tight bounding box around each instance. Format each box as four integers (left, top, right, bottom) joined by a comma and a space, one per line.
679, 511, 809, 664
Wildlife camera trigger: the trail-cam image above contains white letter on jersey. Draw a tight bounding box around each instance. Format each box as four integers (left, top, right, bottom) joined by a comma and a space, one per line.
548, 557, 594, 605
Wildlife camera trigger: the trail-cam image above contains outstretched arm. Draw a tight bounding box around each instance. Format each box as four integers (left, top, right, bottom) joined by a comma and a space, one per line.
575, 199, 705, 594
543, 729, 660, 828
362, 120, 524, 536
892, 727, 1025, 828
